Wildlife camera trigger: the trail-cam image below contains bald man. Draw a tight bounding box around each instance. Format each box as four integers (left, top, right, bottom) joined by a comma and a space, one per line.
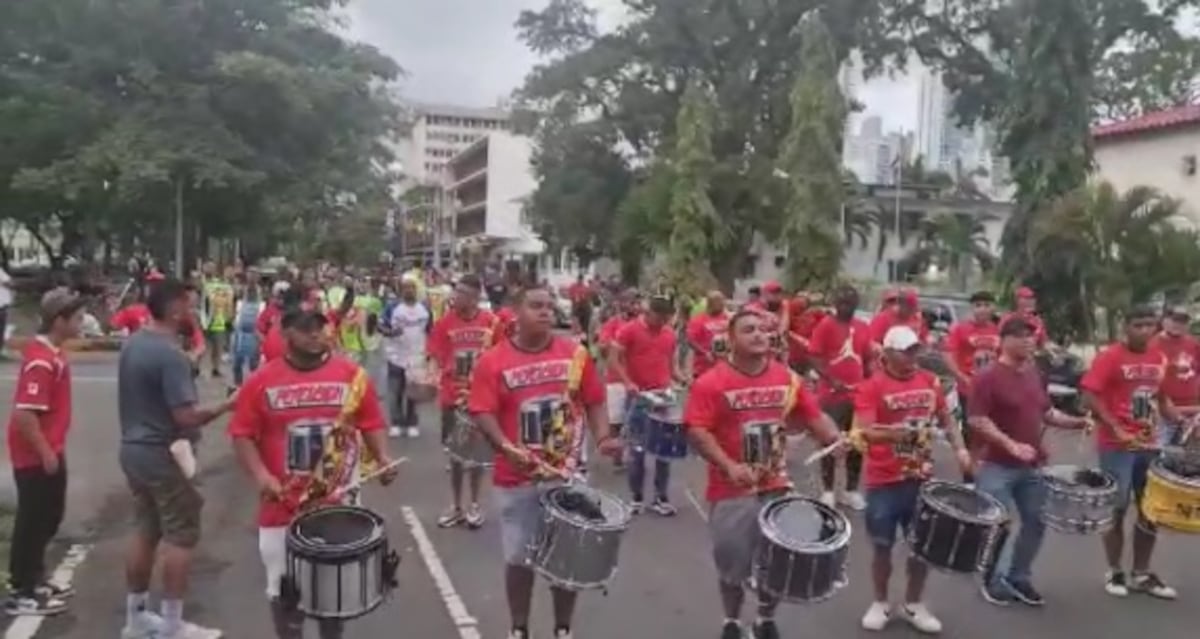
686, 291, 731, 379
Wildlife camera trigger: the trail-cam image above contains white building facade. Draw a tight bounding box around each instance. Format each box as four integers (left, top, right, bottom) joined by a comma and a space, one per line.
1093, 105, 1200, 225
400, 102, 510, 185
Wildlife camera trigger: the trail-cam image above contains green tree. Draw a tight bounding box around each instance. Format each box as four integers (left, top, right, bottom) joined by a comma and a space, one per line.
898, 212, 997, 291
776, 16, 847, 290
663, 83, 721, 296
1094, 29, 1200, 121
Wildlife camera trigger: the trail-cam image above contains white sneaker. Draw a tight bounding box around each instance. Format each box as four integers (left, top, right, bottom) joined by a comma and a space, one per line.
162, 621, 223, 639
120, 611, 166, 638
388, 426, 402, 438
1131, 572, 1177, 600
819, 491, 836, 508
405, 427, 420, 438
840, 490, 866, 511
900, 602, 942, 634
1105, 570, 1129, 597
554, 629, 573, 639
861, 601, 890, 631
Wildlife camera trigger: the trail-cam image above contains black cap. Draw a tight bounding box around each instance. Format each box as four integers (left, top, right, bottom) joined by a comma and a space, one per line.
1166, 305, 1190, 320
281, 308, 328, 330
999, 315, 1035, 338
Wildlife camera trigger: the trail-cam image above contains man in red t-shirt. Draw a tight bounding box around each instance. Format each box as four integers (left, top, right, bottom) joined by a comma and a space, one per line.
969, 316, 1089, 606
857, 325, 971, 634
1150, 306, 1200, 447
941, 290, 1001, 483
745, 281, 789, 360
610, 295, 686, 514
229, 306, 395, 639
808, 285, 871, 510
428, 275, 495, 529
684, 309, 840, 639
685, 290, 731, 379
5, 289, 85, 616
468, 284, 620, 639
868, 288, 929, 347
597, 289, 640, 465
1081, 306, 1180, 600
1001, 287, 1048, 349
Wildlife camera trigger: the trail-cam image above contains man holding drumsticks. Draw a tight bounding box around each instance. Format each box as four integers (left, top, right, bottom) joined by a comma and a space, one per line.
468, 284, 621, 639
685, 309, 841, 639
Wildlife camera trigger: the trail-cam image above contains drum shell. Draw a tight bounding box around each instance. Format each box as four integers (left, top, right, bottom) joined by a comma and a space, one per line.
647, 414, 688, 460
754, 497, 851, 603
909, 482, 1008, 574
1142, 458, 1200, 533
1039, 465, 1117, 534
445, 409, 494, 468
530, 486, 631, 591
286, 506, 389, 620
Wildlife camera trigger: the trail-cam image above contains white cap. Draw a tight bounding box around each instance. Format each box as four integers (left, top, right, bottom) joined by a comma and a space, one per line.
882, 325, 921, 351
272, 281, 291, 295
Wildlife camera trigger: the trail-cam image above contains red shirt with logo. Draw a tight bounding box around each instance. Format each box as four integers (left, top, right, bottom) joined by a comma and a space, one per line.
467, 337, 604, 487
684, 360, 823, 501
945, 319, 1001, 382
868, 308, 929, 345
1150, 333, 1200, 407
808, 315, 871, 401
685, 311, 731, 377
1080, 343, 1166, 451
788, 307, 826, 364
6, 338, 72, 469
428, 310, 496, 407
855, 369, 946, 487
615, 317, 676, 390
111, 303, 152, 333
599, 315, 630, 383
1001, 311, 1047, 347
228, 355, 385, 527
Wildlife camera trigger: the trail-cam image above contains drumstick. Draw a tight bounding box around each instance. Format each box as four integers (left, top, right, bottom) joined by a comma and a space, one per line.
804, 438, 845, 465
331, 457, 408, 499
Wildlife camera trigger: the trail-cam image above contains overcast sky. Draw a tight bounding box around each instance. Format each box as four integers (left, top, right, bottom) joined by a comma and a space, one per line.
344, 0, 917, 132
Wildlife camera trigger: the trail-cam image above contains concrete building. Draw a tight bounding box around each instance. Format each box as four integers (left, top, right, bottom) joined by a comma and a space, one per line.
1093, 104, 1200, 224
400, 102, 510, 184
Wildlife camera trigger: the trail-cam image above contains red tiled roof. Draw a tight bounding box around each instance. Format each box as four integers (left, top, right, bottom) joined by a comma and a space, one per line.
1092, 104, 1200, 140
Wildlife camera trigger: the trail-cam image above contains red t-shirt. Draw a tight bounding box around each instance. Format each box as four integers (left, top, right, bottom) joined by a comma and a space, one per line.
261, 324, 286, 362
467, 337, 604, 487
745, 301, 788, 356
684, 360, 823, 501
492, 307, 517, 345
598, 315, 629, 383
808, 315, 870, 401
788, 308, 826, 364
868, 308, 929, 345
1150, 333, 1200, 407
615, 317, 676, 390
228, 355, 386, 527
969, 361, 1050, 467
685, 311, 731, 377
855, 369, 947, 487
945, 319, 1000, 382
6, 338, 72, 469
257, 303, 283, 337
1080, 343, 1166, 451
567, 283, 589, 304
111, 303, 152, 333
1001, 311, 1047, 347
428, 310, 496, 407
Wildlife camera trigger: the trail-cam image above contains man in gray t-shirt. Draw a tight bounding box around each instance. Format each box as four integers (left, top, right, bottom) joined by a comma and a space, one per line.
120, 329, 199, 449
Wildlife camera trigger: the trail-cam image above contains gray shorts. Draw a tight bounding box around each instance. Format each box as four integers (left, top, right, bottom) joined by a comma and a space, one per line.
709, 492, 781, 585
494, 484, 554, 566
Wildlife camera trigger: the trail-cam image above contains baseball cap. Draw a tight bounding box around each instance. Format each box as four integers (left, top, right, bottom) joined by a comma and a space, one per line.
281, 308, 328, 330
1016, 286, 1036, 299
40, 287, 85, 322
762, 281, 783, 294
272, 280, 292, 295
882, 325, 921, 351
1166, 305, 1190, 320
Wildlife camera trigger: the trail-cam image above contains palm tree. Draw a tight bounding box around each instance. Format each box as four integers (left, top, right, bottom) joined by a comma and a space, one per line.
898, 211, 997, 290
1028, 181, 1199, 340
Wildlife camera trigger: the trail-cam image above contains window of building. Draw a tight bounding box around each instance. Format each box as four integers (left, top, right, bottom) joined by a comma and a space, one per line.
773, 255, 785, 268
740, 254, 759, 278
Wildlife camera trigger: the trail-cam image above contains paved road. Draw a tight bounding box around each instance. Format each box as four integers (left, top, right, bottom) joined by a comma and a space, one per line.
2, 356, 1199, 638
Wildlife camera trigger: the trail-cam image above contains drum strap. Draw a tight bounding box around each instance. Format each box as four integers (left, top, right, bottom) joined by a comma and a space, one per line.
544, 344, 590, 470
293, 367, 371, 510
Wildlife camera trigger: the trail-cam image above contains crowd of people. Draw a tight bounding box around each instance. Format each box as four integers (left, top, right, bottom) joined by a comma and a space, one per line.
2, 262, 1197, 639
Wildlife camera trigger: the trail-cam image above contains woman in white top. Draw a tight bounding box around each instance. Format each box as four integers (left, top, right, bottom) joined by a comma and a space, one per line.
383, 277, 431, 438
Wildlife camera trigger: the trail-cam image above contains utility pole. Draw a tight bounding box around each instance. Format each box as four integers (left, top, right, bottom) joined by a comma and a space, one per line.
173, 176, 184, 278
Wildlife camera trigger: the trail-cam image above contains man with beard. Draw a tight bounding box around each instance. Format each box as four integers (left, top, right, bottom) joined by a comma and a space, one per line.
228, 306, 397, 639
1082, 306, 1180, 601
685, 309, 842, 639
746, 282, 789, 361
469, 284, 621, 639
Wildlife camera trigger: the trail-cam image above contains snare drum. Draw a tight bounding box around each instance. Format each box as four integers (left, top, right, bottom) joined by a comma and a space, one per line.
647, 402, 688, 460
1040, 465, 1117, 534
444, 408, 494, 468
909, 481, 1009, 574
754, 495, 851, 603
1142, 450, 1200, 533
285, 506, 399, 620
529, 485, 631, 591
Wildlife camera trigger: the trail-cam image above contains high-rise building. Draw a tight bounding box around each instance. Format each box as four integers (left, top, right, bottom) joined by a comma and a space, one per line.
916, 69, 948, 168
400, 102, 510, 185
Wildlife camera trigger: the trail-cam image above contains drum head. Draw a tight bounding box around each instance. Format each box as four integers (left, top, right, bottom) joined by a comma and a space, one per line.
1159, 451, 1200, 481
291, 507, 383, 556
1042, 465, 1114, 490
922, 481, 1006, 523
544, 485, 630, 530
761, 496, 849, 549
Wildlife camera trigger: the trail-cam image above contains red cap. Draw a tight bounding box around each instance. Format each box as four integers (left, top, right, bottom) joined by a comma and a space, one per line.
145, 270, 165, 282
762, 281, 783, 294
882, 288, 898, 302
900, 290, 919, 305
1016, 286, 1036, 299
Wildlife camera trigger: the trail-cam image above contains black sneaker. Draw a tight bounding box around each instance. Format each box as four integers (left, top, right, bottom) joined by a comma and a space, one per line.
4, 593, 67, 616
980, 581, 1015, 606
720, 620, 744, 639
1004, 578, 1045, 606
650, 497, 677, 516
630, 497, 644, 515
751, 618, 780, 639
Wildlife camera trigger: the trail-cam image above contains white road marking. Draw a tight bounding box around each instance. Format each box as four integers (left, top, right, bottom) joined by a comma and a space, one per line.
5, 544, 91, 639
683, 486, 708, 522
400, 506, 481, 639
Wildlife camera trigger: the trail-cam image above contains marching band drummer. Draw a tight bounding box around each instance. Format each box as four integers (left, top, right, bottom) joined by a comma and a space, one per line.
941, 290, 1001, 485
684, 309, 842, 639
228, 305, 397, 639
597, 288, 641, 471
685, 290, 731, 380
467, 284, 622, 639
428, 275, 495, 529
968, 316, 1090, 607
857, 326, 971, 634
744, 281, 789, 361
1080, 306, 1179, 601
1148, 306, 1200, 447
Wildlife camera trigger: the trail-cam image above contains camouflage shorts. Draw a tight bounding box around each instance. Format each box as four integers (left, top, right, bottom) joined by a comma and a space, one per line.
121, 447, 204, 548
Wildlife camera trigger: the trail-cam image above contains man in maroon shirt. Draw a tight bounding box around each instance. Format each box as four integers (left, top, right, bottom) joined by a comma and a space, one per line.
970, 317, 1091, 608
